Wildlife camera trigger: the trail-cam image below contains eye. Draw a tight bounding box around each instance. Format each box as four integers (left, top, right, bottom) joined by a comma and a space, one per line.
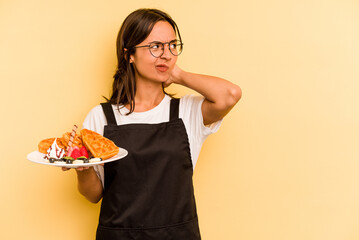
150, 43, 162, 49
170, 43, 177, 49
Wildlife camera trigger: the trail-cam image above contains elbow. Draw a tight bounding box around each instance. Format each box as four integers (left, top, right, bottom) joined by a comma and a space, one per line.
83, 191, 102, 203
78, 186, 103, 204
226, 84, 242, 108
214, 84, 241, 113
232, 85, 242, 103
87, 196, 102, 204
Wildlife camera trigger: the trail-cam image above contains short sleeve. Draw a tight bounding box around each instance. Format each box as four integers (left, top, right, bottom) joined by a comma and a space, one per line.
82, 105, 107, 136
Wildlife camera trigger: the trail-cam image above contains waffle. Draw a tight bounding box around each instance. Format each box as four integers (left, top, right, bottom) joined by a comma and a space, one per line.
38, 138, 65, 154
60, 132, 83, 148
80, 129, 119, 160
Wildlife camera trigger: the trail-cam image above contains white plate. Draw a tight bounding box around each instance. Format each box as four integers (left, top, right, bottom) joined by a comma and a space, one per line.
27, 148, 128, 168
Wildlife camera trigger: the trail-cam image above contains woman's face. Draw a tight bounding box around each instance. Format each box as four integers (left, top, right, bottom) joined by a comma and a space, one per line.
130, 21, 178, 84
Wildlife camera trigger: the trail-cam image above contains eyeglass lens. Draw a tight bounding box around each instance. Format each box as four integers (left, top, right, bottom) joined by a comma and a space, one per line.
149, 41, 183, 58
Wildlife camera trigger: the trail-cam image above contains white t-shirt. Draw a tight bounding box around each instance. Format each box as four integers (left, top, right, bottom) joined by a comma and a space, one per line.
82, 94, 222, 186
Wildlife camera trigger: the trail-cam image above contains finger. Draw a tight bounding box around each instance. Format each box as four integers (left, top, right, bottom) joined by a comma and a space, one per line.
76, 166, 90, 171
61, 167, 70, 171
162, 81, 171, 88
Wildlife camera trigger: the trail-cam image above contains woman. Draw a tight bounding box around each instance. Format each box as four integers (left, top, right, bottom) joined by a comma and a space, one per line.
67, 8, 241, 239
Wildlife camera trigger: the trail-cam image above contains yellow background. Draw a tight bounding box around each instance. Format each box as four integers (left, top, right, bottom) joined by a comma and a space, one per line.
1, 0, 359, 239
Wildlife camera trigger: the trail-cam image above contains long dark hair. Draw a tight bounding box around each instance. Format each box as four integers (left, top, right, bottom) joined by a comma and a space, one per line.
108, 8, 182, 114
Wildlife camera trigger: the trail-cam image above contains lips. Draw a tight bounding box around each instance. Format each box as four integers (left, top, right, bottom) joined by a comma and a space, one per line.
155, 64, 169, 72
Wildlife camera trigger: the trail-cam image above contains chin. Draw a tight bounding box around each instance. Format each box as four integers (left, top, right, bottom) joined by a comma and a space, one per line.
157, 74, 171, 82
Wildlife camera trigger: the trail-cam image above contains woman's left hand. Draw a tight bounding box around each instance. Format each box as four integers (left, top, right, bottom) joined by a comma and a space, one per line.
164, 64, 242, 125
163, 65, 182, 88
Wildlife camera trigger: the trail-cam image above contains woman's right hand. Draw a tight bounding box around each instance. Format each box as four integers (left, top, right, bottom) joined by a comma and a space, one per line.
61, 166, 90, 171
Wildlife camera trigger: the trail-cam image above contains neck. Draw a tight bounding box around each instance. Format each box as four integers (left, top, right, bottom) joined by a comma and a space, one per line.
130, 80, 166, 112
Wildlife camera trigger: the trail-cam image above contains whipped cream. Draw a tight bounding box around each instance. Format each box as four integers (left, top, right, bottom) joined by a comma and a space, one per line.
44, 138, 65, 160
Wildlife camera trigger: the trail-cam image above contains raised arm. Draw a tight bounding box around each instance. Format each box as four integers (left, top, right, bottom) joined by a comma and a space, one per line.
167, 65, 242, 125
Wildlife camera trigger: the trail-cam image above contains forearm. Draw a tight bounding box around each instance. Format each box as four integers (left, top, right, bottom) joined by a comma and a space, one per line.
76, 168, 103, 203
177, 71, 240, 104
173, 68, 242, 124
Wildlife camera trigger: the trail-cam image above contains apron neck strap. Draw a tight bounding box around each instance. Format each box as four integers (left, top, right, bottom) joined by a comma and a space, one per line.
169, 98, 180, 121
101, 102, 117, 125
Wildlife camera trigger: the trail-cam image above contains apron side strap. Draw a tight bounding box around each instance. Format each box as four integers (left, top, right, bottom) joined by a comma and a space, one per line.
101, 102, 117, 125
169, 98, 180, 121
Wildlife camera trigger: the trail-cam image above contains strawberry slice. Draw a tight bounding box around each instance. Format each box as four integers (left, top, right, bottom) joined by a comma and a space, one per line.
80, 146, 89, 158
70, 147, 81, 159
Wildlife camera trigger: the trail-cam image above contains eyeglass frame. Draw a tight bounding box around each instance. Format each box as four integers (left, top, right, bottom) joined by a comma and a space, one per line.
133, 40, 184, 58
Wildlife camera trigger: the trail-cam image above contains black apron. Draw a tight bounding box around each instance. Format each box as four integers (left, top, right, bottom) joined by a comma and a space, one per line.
96, 98, 201, 240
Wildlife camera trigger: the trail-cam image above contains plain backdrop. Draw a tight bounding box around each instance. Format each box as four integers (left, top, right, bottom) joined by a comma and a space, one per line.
1, 0, 359, 239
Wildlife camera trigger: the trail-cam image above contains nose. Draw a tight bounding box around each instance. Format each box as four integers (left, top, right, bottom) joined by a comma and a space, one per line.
160, 43, 172, 59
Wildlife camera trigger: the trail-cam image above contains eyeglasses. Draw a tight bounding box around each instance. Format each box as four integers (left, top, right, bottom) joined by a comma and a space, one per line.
134, 40, 184, 58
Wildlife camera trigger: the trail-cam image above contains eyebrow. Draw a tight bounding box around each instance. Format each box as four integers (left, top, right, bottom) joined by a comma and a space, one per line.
148, 39, 178, 44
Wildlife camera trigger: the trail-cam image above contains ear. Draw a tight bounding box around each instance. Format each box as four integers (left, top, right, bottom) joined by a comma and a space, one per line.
124, 48, 134, 63
129, 56, 134, 63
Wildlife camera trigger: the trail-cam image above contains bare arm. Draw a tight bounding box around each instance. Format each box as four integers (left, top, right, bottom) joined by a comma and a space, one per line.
63, 167, 103, 203
167, 65, 242, 125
